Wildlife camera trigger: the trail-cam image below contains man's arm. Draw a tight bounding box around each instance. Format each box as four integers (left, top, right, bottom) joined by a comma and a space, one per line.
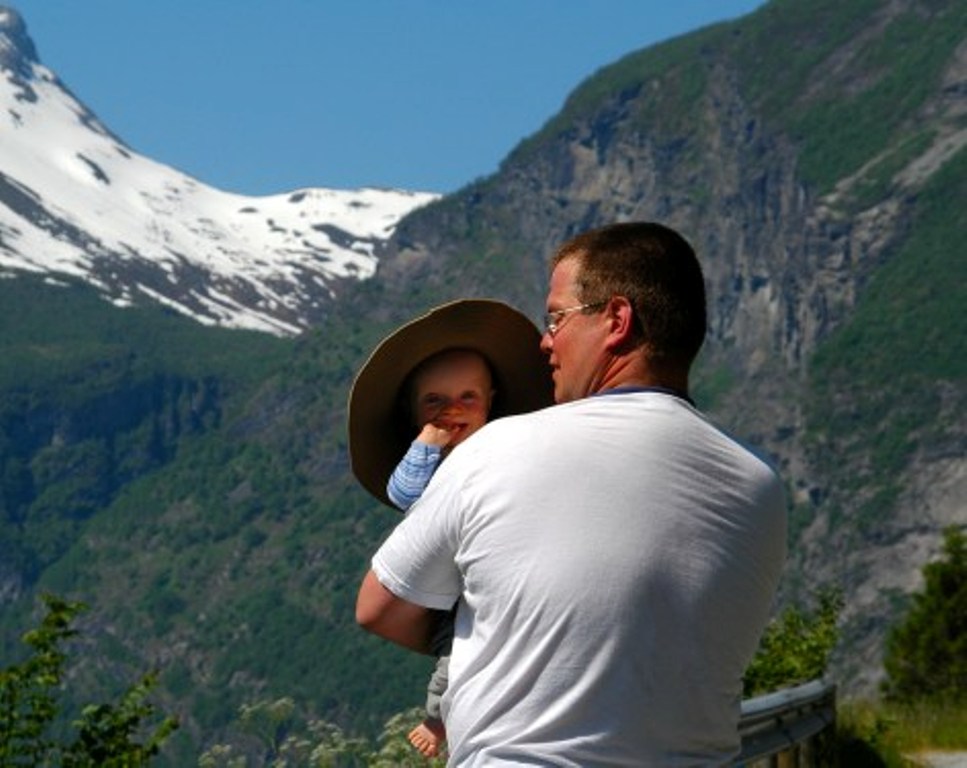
356, 569, 436, 654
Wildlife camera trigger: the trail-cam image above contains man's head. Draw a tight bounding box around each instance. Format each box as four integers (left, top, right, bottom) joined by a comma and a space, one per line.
407, 348, 495, 452
541, 222, 706, 403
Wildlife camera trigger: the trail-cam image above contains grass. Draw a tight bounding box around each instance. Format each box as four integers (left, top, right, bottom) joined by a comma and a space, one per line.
837, 699, 967, 766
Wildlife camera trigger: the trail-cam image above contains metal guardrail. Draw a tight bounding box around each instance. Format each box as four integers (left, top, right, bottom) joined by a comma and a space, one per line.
733, 679, 837, 766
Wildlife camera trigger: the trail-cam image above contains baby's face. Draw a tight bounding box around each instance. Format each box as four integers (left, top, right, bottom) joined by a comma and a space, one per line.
411, 350, 494, 449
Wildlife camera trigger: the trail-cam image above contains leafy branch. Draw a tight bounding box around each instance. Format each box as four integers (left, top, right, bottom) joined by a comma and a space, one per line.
0, 593, 178, 766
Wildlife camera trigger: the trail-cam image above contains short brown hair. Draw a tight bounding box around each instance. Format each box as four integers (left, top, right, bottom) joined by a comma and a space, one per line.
552, 222, 707, 369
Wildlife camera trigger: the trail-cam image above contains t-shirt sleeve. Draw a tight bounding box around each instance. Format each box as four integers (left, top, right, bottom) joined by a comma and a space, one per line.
372, 452, 467, 611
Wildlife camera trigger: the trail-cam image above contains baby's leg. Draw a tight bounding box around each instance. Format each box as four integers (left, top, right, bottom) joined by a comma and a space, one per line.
408, 611, 455, 757
408, 717, 447, 758
408, 651, 450, 756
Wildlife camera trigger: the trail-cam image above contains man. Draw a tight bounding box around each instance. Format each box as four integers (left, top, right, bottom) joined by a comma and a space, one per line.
356, 222, 787, 766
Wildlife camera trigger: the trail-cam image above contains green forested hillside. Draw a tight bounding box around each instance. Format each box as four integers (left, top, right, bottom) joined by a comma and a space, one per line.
0, 276, 448, 761
0, 275, 288, 581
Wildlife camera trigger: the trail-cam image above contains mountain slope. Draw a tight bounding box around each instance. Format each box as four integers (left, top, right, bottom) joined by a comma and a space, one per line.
360, 0, 967, 693
0, 6, 438, 335
0, 277, 435, 760
0, 0, 965, 760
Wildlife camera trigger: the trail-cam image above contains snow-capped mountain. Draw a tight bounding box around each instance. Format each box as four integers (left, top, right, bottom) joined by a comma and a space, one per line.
0, 7, 438, 335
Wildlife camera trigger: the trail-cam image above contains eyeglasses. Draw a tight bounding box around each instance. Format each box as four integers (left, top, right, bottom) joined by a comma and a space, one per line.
542, 301, 607, 337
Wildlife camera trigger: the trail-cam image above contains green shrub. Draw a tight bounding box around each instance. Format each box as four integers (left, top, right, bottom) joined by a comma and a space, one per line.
199, 701, 444, 768
882, 527, 967, 704
0, 593, 178, 765
743, 587, 843, 697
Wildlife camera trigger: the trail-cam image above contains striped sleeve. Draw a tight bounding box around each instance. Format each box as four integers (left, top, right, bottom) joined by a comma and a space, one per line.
386, 441, 442, 510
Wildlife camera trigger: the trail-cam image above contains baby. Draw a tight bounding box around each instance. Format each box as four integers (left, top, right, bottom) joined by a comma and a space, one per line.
387, 347, 494, 756
348, 299, 553, 758
387, 348, 494, 509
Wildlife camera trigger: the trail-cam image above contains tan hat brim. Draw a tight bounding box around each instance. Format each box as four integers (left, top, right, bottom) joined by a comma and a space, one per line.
348, 299, 553, 508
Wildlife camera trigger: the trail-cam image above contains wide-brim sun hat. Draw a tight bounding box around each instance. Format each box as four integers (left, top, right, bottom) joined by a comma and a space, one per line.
348, 298, 554, 509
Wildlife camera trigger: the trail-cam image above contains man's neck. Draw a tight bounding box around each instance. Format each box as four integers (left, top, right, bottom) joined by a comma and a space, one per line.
591, 355, 689, 400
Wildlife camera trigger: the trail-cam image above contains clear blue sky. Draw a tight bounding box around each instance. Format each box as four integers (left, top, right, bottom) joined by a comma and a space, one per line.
11, 1, 765, 196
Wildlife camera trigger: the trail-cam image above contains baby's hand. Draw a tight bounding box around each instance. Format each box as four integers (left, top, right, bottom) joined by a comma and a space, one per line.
417, 423, 453, 448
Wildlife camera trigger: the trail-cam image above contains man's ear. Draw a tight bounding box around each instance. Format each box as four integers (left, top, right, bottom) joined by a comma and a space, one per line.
603, 296, 637, 352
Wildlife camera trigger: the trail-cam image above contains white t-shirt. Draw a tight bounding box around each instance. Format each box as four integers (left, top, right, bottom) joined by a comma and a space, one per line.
372, 391, 787, 766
